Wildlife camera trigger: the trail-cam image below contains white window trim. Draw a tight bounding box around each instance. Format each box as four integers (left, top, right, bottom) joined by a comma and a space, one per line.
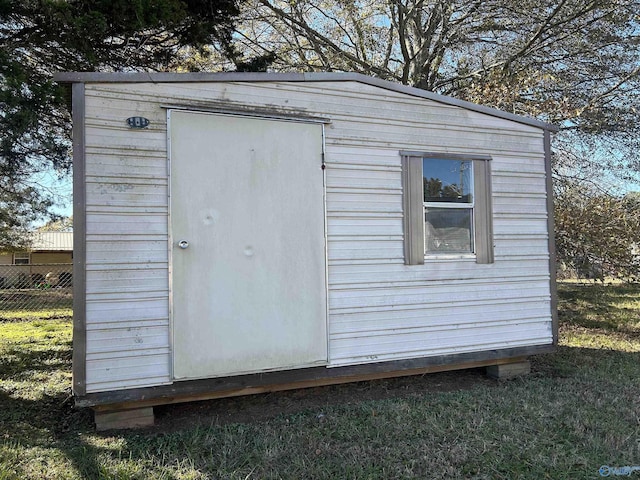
424, 202, 475, 209
424, 253, 477, 261
401, 152, 494, 265
13, 252, 31, 265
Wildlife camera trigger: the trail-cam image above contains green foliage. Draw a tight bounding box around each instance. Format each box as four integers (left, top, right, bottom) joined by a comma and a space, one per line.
0, 48, 66, 249
424, 177, 443, 200
555, 187, 640, 280
0, 0, 239, 249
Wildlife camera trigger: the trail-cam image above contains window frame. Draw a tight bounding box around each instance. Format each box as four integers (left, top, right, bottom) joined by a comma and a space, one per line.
401, 152, 494, 265
13, 252, 31, 265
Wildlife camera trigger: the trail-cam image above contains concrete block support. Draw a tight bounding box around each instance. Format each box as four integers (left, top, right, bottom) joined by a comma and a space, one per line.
486, 360, 531, 380
94, 407, 155, 431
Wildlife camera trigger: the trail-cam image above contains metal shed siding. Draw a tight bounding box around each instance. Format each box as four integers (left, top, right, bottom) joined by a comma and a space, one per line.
81, 80, 552, 392
83, 86, 171, 392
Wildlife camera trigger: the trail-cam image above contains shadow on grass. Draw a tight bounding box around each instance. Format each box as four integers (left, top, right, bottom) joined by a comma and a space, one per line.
0, 341, 72, 380
0, 289, 73, 308
558, 283, 640, 334
3, 285, 640, 479
2, 343, 640, 479
0, 388, 110, 479
534, 344, 640, 383
0, 321, 100, 479
0, 316, 179, 479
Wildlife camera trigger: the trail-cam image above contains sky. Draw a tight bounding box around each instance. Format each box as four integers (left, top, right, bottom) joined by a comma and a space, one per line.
423, 158, 473, 199
31, 170, 73, 224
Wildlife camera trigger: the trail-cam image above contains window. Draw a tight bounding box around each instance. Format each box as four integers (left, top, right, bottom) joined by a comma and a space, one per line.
13, 253, 30, 265
401, 153, 493, 265
424, 158, 474, 253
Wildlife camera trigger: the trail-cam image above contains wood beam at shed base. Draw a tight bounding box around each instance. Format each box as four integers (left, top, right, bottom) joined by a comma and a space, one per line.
95, 358, 504, 416
81, 345, 553, 430
91, 360, 500, 431
90, 357, 530, 431
486, 360, 531, 380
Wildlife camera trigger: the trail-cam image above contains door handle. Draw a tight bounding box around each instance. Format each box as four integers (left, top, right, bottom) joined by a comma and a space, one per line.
178, 240, 189, 249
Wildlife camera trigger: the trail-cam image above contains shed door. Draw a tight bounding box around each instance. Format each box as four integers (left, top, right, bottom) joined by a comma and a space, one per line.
170, 110, 328, 380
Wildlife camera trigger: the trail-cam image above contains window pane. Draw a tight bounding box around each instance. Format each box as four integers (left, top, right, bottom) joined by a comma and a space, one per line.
423, 158, 473, 203
13, 253, 30, 265
425, 207, 473, 253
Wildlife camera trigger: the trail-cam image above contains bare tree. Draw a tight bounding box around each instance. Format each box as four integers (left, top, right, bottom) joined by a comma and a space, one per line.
226, 0, 640, 277
231, 0, 639, 178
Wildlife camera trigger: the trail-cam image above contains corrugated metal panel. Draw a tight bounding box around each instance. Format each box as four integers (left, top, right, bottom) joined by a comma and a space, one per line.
83, 87, 170, 393
81, 80, 553, 392
329, 279, 551, 311
329, 322, 552, 366
30, 232, 74, 251
86, 214, 167, 235
85, 240, 168, 265
86, 352, 171, 392
328, 258, 551, 286
330, 300, 552, 334
87, 325, 169, 354
54, 72, 556, 131
85, 297, 168, 324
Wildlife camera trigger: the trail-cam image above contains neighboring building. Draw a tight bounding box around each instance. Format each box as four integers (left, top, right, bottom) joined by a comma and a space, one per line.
0, 231, 73, 264
0, 232, 73, 287
55, 72, 558, 430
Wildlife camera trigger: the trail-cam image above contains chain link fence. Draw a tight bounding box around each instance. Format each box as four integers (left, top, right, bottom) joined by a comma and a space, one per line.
0, 264, 73, 318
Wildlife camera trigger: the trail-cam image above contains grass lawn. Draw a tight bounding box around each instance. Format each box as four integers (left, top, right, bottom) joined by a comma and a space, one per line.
1, 283, 639, 479
0, 288, 72, 320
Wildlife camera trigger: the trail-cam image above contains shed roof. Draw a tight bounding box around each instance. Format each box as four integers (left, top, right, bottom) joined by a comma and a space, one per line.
31, 232, 73, 251
53, 71, 558, 132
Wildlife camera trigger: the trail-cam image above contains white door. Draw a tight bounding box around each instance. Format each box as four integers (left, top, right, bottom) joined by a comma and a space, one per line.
170, 110, 328, 380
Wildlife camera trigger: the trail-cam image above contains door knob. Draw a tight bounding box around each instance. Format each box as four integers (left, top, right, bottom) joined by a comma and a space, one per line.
178, 240, 189, 249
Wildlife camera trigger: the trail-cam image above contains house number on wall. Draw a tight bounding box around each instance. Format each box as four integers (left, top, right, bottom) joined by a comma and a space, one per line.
126, 117, 150, 129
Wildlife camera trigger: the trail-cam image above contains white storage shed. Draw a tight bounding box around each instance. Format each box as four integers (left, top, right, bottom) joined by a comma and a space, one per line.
54, 72, 558, 429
